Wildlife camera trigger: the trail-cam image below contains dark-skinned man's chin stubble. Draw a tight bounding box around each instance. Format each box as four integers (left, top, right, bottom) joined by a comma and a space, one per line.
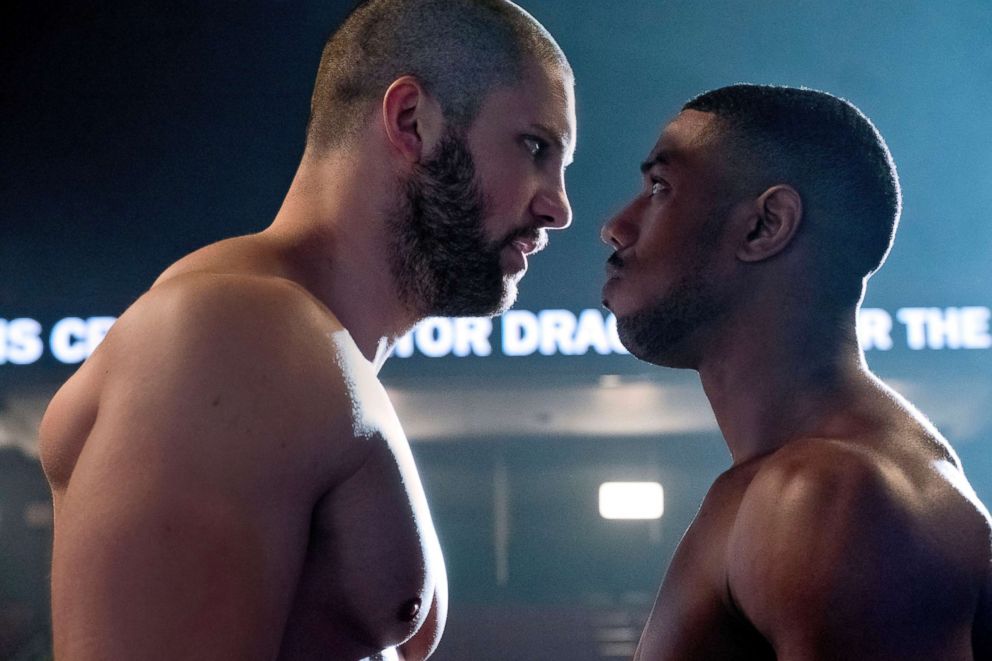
614, 275, 725, 369
386, 128, 516, 319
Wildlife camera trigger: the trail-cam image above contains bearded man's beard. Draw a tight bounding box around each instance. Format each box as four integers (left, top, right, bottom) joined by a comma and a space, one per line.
387, 129, 518, 317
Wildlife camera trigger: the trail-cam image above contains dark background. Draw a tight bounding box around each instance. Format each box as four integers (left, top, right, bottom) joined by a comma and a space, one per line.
2, 1, 990, 659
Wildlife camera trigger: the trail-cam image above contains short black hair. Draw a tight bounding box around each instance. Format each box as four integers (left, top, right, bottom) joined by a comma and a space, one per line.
306, 0, 571, 153
683, 84, 901, 288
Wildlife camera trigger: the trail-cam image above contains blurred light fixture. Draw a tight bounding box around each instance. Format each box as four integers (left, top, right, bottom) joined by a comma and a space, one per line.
598, 481, 664, 520
598, 374, 622, 389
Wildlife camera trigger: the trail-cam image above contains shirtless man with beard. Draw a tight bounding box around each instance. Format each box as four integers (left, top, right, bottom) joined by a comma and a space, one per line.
39, 1, 575, 658
601, 84, 992, 660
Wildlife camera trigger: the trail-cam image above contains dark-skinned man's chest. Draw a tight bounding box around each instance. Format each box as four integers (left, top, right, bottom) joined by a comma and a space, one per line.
635, 466, 776, 661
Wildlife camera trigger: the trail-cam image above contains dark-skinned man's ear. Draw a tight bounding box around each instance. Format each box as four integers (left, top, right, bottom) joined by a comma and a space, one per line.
736, 185, 803, 263
381, 75, 443, 164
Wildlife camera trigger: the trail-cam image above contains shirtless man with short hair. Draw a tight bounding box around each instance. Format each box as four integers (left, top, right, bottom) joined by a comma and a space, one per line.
601, 84, 992, 660
39, 1, 575, 658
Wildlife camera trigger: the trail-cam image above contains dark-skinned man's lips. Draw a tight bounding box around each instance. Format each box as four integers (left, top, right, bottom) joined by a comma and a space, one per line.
606, 251, 625, 278
603, 251, 626, 310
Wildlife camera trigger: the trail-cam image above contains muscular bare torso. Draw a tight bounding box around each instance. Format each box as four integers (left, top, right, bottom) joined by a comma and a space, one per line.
635, 460, 774, 661
635, 419, 992, 661
40, 235, 446, 660
273, 349, 443, 660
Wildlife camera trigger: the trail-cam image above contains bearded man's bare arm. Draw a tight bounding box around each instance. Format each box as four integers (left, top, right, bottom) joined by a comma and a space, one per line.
45, 275, 368, 659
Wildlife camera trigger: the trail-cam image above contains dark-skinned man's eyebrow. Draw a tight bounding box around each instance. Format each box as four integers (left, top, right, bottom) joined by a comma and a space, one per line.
639, 150, 676, 174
